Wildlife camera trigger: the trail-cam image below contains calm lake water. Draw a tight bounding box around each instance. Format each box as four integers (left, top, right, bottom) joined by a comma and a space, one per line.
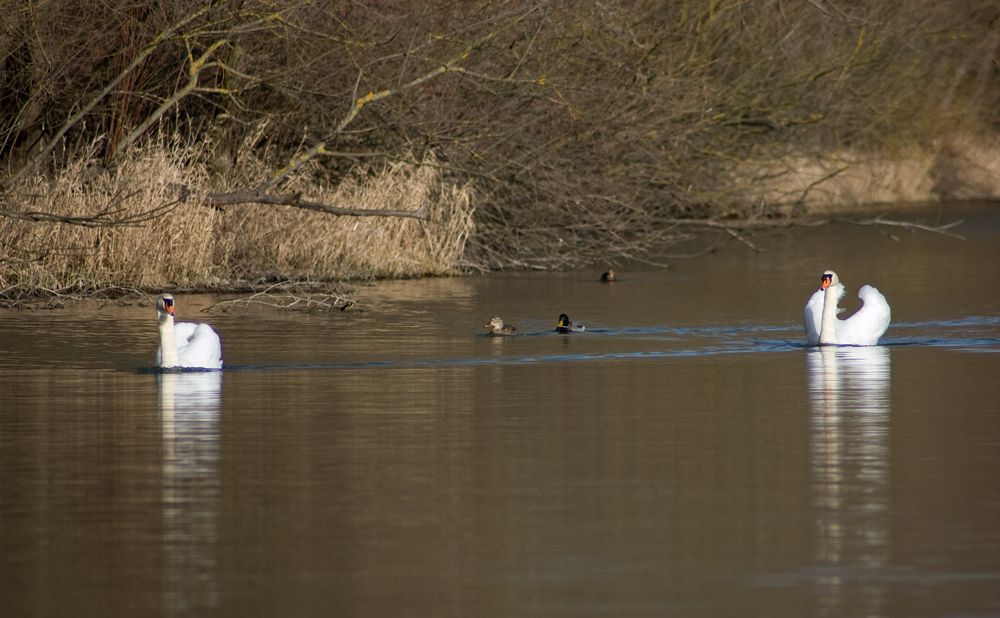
2, 204, 999, 617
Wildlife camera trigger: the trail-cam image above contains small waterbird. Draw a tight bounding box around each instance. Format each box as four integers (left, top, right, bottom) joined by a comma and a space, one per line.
556, 314, 586, 333
485, 317, 518, 336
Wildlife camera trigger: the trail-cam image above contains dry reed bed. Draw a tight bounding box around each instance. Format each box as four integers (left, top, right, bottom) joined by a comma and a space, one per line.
0, 141, 474, 300
708, 132, 1000, 216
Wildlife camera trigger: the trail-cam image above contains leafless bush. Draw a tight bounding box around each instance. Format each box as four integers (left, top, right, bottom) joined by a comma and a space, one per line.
1, 0, 997, 284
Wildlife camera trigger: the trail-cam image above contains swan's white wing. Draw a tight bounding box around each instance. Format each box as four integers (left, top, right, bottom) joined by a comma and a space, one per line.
836, 285, 890, 346
175, 322, 223, 369
173, 322, 199, 345
804, 283, 845, 345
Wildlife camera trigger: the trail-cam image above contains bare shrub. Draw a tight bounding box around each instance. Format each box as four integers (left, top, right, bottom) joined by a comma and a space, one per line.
1, 0, 998, 282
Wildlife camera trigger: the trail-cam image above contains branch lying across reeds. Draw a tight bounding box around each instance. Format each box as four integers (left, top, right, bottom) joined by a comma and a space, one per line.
0, 191, 185, 228
200, 188, 429, 219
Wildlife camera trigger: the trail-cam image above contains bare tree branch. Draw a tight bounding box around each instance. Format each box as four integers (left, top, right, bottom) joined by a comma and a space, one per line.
0, 7, 210, 191
256, 5, 543, 194
0, 190, 185, 227
108, 37, 232, 159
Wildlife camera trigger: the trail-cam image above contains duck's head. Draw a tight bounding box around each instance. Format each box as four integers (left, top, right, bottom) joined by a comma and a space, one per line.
601, 270, 615, 282
558, 314, 571, 328
485, 317, 505, 329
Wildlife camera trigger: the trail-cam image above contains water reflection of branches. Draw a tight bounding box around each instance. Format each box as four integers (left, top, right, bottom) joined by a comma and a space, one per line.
159, 371, 222, 615
806, 346, 891, 618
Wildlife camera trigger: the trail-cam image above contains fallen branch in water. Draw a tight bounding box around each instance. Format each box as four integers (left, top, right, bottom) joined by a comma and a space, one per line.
202, 281, 358, 313
724, 227, 762, 252
656, 215, 964, 239
0, 282, 147, 308
838, 216, 964, 240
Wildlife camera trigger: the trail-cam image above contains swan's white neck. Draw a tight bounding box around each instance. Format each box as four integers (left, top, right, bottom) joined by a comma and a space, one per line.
819, 283, 840, 345
158, 311, 179, 367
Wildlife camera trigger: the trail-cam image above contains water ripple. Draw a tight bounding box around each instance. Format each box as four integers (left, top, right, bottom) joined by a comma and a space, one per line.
133, 314, 1000, 372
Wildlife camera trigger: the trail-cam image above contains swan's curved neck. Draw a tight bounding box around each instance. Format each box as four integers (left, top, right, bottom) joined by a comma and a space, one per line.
819, 284, 840, 345
158, 312, 179, 366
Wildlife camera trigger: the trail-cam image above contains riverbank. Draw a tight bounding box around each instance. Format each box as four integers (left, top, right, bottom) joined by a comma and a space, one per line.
2, 2, 998, 301
2, 132, 997, 305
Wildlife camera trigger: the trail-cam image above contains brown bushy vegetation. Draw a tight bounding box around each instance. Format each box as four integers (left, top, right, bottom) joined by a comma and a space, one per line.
0, 136, 473, 300
1, 0, 998, 295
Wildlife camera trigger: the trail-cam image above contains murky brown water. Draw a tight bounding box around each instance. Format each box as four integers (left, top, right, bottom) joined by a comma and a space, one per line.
2, 204, 999, 617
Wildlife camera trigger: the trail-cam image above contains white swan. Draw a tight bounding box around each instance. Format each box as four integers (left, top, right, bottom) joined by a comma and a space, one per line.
156, 293, 223, 369
804, 270, 890, 346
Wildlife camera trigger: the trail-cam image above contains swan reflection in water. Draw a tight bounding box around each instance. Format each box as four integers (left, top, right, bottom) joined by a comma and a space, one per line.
806, 346, 891, 618
159, 371, 222, 615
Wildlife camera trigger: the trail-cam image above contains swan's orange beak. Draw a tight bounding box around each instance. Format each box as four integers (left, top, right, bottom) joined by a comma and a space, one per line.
166, 304, 175, 315
820, 275, 832, 290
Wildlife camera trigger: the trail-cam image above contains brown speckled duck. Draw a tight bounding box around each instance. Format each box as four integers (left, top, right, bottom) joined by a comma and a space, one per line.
600, 269, 616, 282
485, 317, 518, 336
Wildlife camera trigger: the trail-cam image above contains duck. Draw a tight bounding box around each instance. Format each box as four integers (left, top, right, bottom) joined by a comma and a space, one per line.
156, 293, 223, 369
556, 314, 586, 333
484, 317, 518, 336
804, 270, 890, 346
600, 269, 616, 282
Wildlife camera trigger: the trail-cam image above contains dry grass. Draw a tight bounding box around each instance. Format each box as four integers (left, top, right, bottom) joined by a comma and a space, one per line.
712, 132, 1000, 216
0, 138, 475, 300
212, 145, 474, 280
